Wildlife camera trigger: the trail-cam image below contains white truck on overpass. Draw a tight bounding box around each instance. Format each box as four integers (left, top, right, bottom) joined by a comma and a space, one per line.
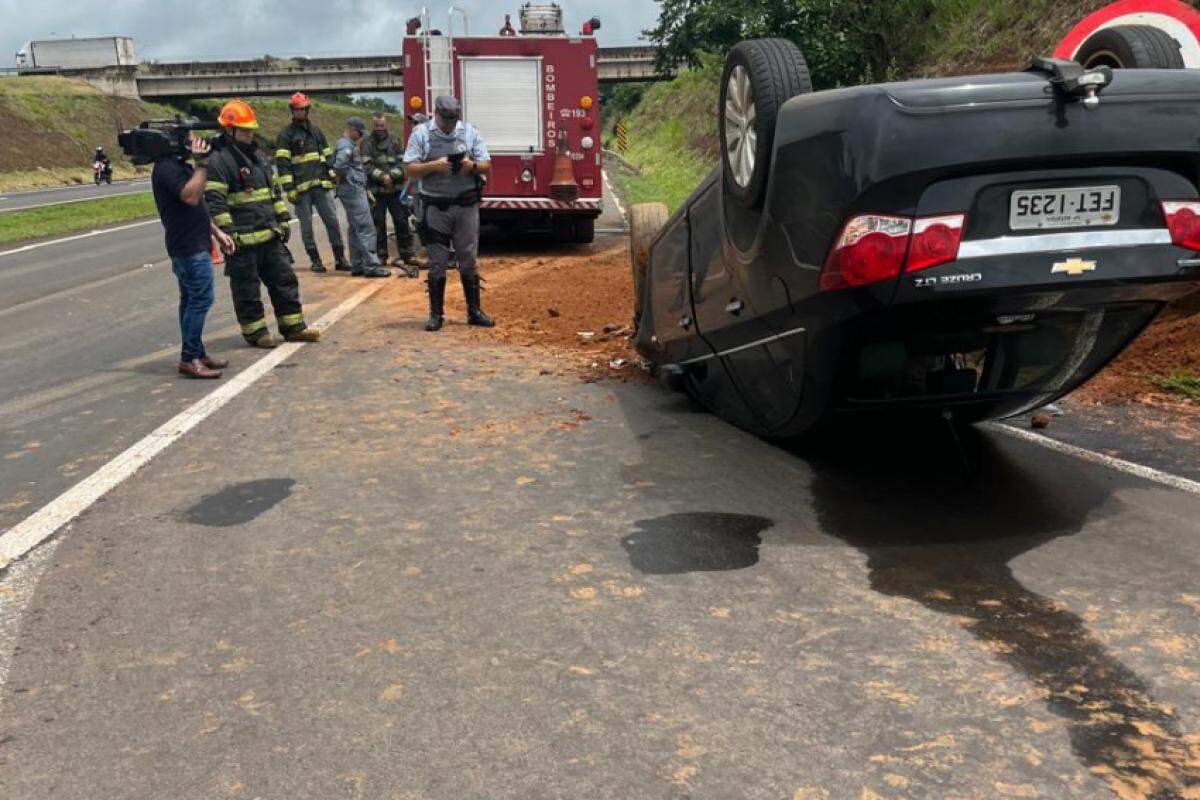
15, 36, 137, 69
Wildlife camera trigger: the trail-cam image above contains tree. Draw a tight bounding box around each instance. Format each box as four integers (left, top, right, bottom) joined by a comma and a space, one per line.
646, 0, 935, 89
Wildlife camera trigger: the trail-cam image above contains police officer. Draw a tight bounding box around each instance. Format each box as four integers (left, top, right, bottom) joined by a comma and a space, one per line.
403, 96, 495, 332
206, 100, 321, 347
362, 112, 419, 276
333, 118, 391, 278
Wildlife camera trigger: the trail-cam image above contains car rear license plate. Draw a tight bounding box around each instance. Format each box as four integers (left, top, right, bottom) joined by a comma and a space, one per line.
1010, 186, 1120, 231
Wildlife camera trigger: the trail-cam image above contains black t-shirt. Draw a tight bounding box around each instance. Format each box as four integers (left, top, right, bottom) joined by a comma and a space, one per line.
152, 158, 211, 259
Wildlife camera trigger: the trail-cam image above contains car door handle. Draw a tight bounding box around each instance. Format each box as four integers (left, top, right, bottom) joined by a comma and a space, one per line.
726, 299, 744, 315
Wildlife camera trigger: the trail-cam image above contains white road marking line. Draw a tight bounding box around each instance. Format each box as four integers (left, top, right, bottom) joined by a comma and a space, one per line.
0, 219, 158, 259
602, 169, 628, 224
990, 423, 1200, 496
0, 188, 151, 214
0, 279, 387, 571
0, 217, 299, 262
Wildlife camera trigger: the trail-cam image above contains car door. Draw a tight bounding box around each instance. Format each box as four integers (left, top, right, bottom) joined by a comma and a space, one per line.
687, 180, 805, 434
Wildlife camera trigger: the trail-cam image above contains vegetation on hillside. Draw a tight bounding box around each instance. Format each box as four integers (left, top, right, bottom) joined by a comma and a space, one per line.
646, 0, 1113, 88
607, 57, 720, 213
186, 97, 384, 146
0, 77, 374, 192
617, 0, 1115, 208
0, 77, 175, 189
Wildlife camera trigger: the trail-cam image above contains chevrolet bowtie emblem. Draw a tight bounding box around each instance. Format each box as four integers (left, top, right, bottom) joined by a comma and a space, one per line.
1052, 257, 1097, 277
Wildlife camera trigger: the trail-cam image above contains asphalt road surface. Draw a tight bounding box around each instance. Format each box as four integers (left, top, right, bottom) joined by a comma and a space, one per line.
2, 185, 1199, 799
0, 179, 151, 214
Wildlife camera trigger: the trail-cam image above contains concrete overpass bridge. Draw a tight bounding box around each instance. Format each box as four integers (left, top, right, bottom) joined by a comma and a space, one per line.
60, 46, 666, 100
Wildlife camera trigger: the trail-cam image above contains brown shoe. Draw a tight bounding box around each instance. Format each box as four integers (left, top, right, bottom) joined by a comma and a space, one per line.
285, 328, 322, 343
178, 359, 222, 379
200, 354, 229, 370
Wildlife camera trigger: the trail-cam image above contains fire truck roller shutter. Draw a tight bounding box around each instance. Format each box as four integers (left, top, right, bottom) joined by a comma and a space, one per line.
460, 58, 544, 154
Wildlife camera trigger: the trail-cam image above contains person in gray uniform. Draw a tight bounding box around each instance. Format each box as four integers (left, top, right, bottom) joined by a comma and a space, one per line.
403, 96, 495, 332
332, 117, 391, 278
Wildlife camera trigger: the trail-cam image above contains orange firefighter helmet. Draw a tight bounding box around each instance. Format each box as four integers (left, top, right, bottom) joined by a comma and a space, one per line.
218, 99, 259, 130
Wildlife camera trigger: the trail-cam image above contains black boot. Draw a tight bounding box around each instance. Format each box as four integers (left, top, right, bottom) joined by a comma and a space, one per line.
307, 248, 326, 273
462, 275, 495, 328
425, 277, 446, 332
334, 249, 351, 272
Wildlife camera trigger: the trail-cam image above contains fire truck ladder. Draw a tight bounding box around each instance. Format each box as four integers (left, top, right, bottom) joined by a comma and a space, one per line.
420, 6, 471, 112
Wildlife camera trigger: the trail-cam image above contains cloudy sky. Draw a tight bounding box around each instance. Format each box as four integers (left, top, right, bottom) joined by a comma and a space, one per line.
2, 1, 660, 64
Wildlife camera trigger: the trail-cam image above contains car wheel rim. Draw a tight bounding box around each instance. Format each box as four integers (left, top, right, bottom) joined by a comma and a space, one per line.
725, 66, 756, 188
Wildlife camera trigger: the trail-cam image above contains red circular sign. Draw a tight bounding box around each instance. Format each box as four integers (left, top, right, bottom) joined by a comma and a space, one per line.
1055, 0, 1200, 67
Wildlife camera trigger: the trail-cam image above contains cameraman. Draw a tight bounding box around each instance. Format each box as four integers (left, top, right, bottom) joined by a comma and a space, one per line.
150, 132, 235, 379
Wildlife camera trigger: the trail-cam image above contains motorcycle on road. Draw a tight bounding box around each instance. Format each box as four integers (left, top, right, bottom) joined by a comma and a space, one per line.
92, 160, 113, 186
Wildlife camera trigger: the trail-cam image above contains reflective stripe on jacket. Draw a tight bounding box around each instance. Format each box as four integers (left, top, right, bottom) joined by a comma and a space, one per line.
205, 136, 292, 247
276, 121, 335, 195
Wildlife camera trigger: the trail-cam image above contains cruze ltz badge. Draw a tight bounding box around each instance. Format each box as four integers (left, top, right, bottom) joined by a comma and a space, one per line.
1052, 257, 1097, 277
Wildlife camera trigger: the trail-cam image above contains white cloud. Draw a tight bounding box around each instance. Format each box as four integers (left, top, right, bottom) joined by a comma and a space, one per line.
2, 1, 659, 65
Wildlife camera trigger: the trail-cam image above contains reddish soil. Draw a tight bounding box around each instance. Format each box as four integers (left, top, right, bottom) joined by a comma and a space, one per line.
1074, 300, 1200, 409
375, 237, 646, 383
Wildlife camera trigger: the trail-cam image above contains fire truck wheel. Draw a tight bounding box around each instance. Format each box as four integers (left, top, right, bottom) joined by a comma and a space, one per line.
630, 202, 669, 326
720, 39, 812, 210
551, 215, 575, 244
1076, 24, 1184, 69
574, 216, 595, 244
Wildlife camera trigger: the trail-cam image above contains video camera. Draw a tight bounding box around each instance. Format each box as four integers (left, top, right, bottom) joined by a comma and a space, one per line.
117, 116, 222, 165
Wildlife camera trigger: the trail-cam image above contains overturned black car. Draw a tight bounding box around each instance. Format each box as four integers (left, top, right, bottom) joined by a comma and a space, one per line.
630, 39, 1200, 439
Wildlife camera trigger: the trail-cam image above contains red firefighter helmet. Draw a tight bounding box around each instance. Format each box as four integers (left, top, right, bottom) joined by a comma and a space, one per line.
289, 92, 312, 110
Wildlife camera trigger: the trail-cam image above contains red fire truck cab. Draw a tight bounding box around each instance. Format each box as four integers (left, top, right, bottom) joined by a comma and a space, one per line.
402, 4, 604, 244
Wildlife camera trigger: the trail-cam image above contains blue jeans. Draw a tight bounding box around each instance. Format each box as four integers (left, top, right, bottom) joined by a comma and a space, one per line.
171, 251, 215, 362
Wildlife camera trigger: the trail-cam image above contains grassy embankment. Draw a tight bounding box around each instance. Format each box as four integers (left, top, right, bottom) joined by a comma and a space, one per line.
0, 79, 366, 243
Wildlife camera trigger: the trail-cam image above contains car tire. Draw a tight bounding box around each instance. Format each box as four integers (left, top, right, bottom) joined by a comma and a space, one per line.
1076, 25, 1184, 69
574, 216, 595, 244
630, 202, 669, 326
720, 39, 812, 209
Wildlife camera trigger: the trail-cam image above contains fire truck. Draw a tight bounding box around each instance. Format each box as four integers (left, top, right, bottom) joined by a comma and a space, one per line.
402, 4, 604, 243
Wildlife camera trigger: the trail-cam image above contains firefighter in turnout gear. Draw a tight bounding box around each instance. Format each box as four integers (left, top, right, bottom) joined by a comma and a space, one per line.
206, 100, 321, 347
276, 92, 349, 273
403, 96, 495, 332
362, 112, 418, 276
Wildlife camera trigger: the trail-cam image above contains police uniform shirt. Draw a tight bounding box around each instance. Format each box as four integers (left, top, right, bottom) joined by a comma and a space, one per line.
403, 120, 490, 197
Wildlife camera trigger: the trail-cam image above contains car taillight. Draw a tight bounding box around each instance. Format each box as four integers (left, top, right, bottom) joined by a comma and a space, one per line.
906, 214, 965, 273
1162, 201, 1200, 250
820, 215, 912, 292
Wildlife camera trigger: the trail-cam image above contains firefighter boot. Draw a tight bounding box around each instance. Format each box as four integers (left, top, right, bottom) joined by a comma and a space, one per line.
425, 277, 446, 332
462, 275, 495, 328
285, 328, 322, 343
307, 248, 327, 273
334, 249, 352, 272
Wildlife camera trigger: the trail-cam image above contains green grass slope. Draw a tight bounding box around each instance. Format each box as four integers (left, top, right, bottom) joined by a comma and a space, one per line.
0, 77, 176, 190
186, 97, 374, 146
0, 79, 372, 192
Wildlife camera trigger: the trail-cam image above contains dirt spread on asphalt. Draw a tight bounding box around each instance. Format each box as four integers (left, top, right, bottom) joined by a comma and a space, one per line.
1074, 300, 1200, 408
373, 236, 646, 383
